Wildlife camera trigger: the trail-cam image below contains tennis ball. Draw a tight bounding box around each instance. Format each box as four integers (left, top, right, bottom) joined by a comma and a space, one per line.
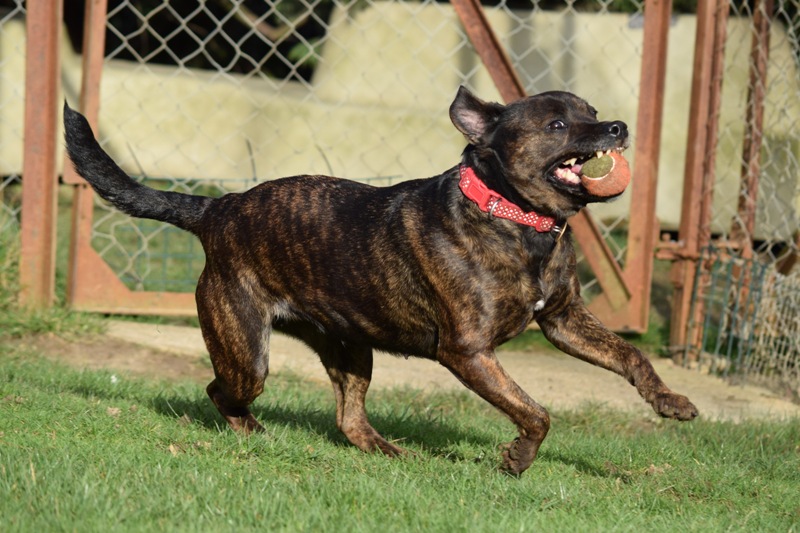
580, 154, 614, 178
580, 151, 630, 197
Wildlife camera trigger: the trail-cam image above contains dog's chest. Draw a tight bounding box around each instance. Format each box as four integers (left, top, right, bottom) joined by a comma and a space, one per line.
529, 238, 576, 315
501, 233, 573, 317
485, 268, 558, 347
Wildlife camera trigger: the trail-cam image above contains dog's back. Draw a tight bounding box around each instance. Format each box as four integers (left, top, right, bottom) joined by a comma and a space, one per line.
195, 174, 446, 357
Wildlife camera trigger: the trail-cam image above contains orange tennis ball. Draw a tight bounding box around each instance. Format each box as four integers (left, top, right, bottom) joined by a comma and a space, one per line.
580, 151, 630, 197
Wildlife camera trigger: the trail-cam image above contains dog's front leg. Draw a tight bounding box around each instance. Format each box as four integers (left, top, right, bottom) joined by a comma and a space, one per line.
538, 303, 698, 421
439, 350, 550, 475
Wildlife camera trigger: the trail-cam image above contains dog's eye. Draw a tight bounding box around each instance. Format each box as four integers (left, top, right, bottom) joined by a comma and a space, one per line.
547, 120, 566, 131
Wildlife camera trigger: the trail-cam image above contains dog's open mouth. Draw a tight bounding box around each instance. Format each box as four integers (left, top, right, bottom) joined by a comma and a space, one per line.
551, 147, 631, 198
553, 148, 625, 186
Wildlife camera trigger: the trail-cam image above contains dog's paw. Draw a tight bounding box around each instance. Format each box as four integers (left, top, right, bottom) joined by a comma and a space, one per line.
345, 424, 409, 457
652, 392, 699, 421
228, 413, 267, 434
499, 437, 538, 476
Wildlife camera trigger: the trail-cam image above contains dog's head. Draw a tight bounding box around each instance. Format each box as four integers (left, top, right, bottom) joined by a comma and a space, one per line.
450, 86, 629, 220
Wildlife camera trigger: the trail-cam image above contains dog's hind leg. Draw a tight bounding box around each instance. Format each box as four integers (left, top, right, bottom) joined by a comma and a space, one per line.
280, 323, 406, 456
439, 350, 550, 475
196, 271, 269, 434
322, 343, 408, 456
538, 302, 698, 421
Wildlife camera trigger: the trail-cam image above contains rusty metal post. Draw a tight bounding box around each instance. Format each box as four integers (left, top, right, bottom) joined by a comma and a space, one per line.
668, 0, 729, 355
622, 0, 672, 332
63, 0, 196, 315
19, 0, 63, 308
683, 0, 730, 364
65, 0, 108, 306
732, 0, 774, 257
65, 0, 108, 177
698, 1, 729, 257
450, 0, 526, 103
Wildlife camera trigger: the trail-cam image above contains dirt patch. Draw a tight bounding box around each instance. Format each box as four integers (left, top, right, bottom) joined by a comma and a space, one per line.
11, 320, 800, 422
11, 333, 213, 384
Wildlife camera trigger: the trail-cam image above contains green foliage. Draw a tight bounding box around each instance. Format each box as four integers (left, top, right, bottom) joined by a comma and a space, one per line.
2, 350, 798, 532
288, 38, 322, 70
0, 215, 103, 340
0, 221, 19, 314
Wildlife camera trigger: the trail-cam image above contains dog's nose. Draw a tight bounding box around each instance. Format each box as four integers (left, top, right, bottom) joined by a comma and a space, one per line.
606, 121, 627, 138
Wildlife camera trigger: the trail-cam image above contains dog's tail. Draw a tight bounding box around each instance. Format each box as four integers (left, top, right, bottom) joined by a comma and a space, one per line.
63, 103, 212, 235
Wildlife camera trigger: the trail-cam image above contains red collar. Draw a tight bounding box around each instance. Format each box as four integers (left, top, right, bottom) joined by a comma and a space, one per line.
458, 165, 561, 234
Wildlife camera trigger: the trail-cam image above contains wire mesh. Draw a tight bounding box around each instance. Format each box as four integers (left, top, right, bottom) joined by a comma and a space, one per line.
709, 1, 800, 257
76, 0, 648, 295
681, 1, 800, 395
0, 2, 26, 235
748, 267, 800, 400
684, 246, 799, 401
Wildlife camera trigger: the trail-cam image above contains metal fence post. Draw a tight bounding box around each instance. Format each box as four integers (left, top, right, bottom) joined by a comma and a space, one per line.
732, 0, 774, 257
623, 0, 672, 333
667, 0, 729, 356
19, 0, 63, 309
65, 0, 108, 306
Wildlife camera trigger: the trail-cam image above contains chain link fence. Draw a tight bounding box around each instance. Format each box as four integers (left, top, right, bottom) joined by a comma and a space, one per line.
710, 0, 799, 255
73, 0, 653, 295
686, 246, 800, 401
87, 0, 798, 394
0, 1, 25, 235
3, 1, 796, 308
683, 1, 800, 398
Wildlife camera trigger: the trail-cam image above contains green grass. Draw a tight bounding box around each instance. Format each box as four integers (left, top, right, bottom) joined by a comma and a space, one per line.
0, 215, 103, 339
2, 189, 798, 530
1, 348, 798, 532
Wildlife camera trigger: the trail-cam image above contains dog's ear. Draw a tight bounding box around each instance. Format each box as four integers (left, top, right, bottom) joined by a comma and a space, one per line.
449, 86, 504, 146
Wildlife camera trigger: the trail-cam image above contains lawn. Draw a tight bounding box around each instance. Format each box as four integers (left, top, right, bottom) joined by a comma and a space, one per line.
2, 198, 799, 532
1, 345, 798, 532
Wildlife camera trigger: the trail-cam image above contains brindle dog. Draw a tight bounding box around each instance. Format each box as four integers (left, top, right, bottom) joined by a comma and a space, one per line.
64, 87, 697, 475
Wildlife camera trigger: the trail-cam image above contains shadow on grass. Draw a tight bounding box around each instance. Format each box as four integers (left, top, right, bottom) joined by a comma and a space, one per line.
539, 450, 611, 478
38, 356, 498, 459
148, 391, 501, 459
150, 391, 676, 477
42, 359, 611, 472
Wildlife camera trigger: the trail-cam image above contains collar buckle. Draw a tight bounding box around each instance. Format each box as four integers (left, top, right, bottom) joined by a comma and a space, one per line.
487, 196, 502, 218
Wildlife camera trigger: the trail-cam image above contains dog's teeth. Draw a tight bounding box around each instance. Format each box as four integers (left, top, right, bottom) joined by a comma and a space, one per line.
556, 167, 580, 184
595, 150, 603, 159
604, 149, 611, 156
564, 157, 577, 166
